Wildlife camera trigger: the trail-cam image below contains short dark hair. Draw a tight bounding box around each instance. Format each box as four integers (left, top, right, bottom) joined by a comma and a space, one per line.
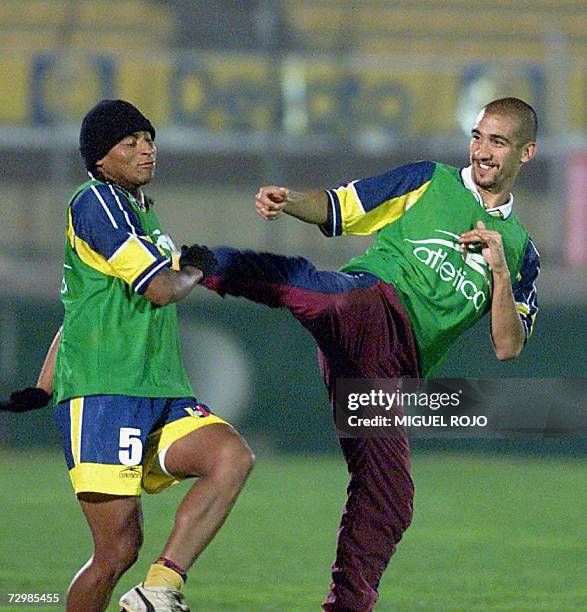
483, 97, 538, 143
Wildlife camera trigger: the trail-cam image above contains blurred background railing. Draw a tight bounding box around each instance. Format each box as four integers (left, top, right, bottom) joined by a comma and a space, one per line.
1, 1, 585, 449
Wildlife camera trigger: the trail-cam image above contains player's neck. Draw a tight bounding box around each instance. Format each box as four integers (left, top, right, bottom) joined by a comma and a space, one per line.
112, 179, 142, 201
478, 186, 511, 210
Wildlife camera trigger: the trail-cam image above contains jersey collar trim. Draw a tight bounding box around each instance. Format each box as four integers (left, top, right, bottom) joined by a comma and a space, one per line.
461, 166, 513, 220
86, 172, 146, 211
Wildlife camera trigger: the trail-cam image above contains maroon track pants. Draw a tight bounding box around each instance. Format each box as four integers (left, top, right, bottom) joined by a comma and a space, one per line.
204, 248, 420, 611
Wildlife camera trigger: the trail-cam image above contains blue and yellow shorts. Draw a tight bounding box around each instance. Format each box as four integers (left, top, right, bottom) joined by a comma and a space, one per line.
55, 395, 228, 496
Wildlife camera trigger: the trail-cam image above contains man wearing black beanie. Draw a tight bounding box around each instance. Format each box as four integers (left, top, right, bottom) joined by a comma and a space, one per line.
9, 100, 254, 612
79, 99, 156, 175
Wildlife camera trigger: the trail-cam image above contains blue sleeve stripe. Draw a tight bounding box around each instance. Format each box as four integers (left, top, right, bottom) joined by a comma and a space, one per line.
107, 184, 139, 235
329, 189, 342, 236
133, 258, 171, 294
354, 160, 435, 213
90, 185, 119, 229
319, 189, 342, 237
88, 184, 142, 235
327, 190, 337, 237
327, 189, 343, 237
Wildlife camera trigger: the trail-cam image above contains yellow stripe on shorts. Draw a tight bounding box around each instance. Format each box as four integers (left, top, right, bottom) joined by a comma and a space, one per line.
69, 463, 144, 496
70, 397, 84, 466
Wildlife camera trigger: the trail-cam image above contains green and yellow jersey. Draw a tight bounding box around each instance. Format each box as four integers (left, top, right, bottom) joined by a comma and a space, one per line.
54, 178, 194, 404
320, 161, 540, 376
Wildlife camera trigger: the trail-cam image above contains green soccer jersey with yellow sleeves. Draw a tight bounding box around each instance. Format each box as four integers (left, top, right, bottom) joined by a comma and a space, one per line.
320, 161, 540, 376
54, 178, 194, 404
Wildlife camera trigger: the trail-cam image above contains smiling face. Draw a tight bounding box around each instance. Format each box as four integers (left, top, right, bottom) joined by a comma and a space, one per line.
469, 110, 536, 204
95, 130, 157, 191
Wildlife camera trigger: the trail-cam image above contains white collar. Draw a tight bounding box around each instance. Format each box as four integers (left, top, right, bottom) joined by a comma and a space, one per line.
461, 166, 513, 220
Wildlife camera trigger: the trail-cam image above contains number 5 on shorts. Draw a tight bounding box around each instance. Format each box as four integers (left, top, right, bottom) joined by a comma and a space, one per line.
118, 427, 143, 466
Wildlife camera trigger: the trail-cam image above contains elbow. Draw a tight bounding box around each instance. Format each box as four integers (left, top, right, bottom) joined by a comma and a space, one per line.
143, 270, 183, 306
492, 325, 526, 361
144, 288, 176, 307
495, 344, 523, 361
148, 296, 171, 307
142, 268, 199, 306
496, 351, 517, 361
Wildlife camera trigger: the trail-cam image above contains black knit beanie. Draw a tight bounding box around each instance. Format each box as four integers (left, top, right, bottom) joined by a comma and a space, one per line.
79, 99, 156, 171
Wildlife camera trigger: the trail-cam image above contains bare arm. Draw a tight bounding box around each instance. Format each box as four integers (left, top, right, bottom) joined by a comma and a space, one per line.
255, 186, 328, 225
36, 327, 62, 394
460, 221, 525, 360
489, 270, 526, 359
143, 266, 203, 307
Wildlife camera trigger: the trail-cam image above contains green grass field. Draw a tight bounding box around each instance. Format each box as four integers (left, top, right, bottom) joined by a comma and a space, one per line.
0, 449, 585, 611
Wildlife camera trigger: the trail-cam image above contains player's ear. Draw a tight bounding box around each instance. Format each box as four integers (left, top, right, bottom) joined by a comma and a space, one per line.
520, 141, 537, 165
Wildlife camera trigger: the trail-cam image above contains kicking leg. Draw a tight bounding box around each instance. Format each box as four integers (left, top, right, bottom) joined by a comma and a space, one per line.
203, 247, 379, 345
205, 247, 374, 306
203, 247, 316, 308
207, 249, 420, 610
67, 494, 143, 612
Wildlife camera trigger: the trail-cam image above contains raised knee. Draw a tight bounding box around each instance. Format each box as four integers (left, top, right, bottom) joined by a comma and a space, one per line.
212, 438, 255, 484
226, 439, 255, 480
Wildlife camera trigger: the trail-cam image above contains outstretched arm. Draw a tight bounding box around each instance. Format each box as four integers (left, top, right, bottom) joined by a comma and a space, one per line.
255, 186, 328, 225
144, 244, 217, 307
255, 162, 437, 236
460, 221, 526, 360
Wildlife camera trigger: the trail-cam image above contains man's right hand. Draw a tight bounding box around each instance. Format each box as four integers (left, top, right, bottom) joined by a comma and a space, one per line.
0, 387, 52, 413
255, 186, 328, 225
255, 186, 288, 220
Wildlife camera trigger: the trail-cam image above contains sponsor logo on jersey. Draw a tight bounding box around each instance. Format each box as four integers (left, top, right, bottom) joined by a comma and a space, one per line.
405, 230, 490, 312
119, 466, 142, 479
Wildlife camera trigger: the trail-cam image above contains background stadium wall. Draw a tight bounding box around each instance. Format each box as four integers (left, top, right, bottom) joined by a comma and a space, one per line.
0, 296, 585, 456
